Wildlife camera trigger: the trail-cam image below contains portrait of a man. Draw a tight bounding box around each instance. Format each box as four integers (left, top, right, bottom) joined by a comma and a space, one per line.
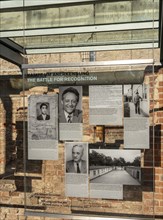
66, 144, 87, 174
37, 103, 50, 120
59, 87, 82, 123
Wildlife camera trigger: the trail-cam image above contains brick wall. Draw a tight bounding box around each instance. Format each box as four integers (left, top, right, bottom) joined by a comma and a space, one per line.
0, 52, 163, 219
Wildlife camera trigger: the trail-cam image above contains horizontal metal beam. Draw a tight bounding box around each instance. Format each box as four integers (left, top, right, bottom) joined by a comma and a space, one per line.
24, 211, 156, 220
0, 43, 27, 67
26, 42, 158, 55
0, 0, 98, 9
21, 59, 154, 70
0, 38, 24, 54
0, 22, 159, 38
0, 0, 126, 10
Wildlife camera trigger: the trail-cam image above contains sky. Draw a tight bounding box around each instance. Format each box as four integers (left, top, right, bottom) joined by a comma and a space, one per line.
123, 84, 143, 96
90, 149, 141, 163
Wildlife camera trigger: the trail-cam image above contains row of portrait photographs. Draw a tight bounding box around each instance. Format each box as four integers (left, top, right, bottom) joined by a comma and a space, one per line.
35, 86, 82, 123
30, 83, 149, 126
28, 84, 149, 149
65, 142, 142, 199
28, 86, 83, 143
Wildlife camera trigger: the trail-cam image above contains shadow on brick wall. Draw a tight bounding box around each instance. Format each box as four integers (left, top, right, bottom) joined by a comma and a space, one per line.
15, 121, 42, 192
0, 95, 15, 178
141, 168, 154, 192
123, 185, 142, 201
141, 124, 162, 193
144, 124, 161, 167
0, 84, 43, 192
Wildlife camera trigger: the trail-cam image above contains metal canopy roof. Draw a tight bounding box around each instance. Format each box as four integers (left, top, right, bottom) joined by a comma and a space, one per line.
0, 0, 162, 65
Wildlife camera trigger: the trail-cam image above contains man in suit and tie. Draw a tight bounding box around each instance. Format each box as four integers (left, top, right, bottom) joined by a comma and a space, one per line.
66, 144, 87, 174
59, 87, 82, 123
37, 103, 50, 120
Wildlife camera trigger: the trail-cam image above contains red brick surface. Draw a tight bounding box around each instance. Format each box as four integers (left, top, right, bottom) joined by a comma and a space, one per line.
0, 53, 163, 219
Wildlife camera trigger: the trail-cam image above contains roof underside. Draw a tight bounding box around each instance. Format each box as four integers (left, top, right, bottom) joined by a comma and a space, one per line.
0, 0, 160, 55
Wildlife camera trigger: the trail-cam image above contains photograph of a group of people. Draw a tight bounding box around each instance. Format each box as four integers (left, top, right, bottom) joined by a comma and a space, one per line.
123, 84, 149, 118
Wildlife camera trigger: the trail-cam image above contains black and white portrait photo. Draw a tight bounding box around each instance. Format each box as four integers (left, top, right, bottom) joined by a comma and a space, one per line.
36, 102, 50, 120
59, 86, 83, 123
65, 142, 88, 174
65, 142, 89, 198
28, 94, 59, 160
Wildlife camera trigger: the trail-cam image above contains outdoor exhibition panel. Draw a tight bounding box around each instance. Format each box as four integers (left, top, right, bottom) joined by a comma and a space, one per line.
20, 59, 158, 220
0, 1, 162, 220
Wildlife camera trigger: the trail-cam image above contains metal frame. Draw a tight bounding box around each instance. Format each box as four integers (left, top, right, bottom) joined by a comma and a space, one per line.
0, 1, 159, 56
0, 0, 98, 9
26, 43, 158, 55
25, 211, 158, 220
1, 21, 158, 55
0, 1, 161, 220
0, 38, 24, 54
0, 42, 27, 67
21, 59, 154, 70
0, 22, 159, 38
0, 0, 129, 10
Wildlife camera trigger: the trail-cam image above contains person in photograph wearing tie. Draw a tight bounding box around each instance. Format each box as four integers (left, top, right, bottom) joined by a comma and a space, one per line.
37, 103, 50, 120
59, 87, 82, 123
66, 144, 87, 174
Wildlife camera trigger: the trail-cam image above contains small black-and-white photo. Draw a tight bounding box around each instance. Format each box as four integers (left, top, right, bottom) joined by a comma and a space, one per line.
28, 95, 58, 141
89, 148, 141, 185
28, 94, 58, 160
59, 86, 82, 123
65, 142, 88, 174
123, 84, 149, 118
36, 102, 50, 121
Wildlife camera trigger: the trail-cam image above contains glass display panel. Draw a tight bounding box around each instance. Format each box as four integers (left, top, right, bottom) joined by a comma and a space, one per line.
0, 0, 162, 220
0, 0, 159, 54
20, 61, 158, 219
0, 0, 159, 31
